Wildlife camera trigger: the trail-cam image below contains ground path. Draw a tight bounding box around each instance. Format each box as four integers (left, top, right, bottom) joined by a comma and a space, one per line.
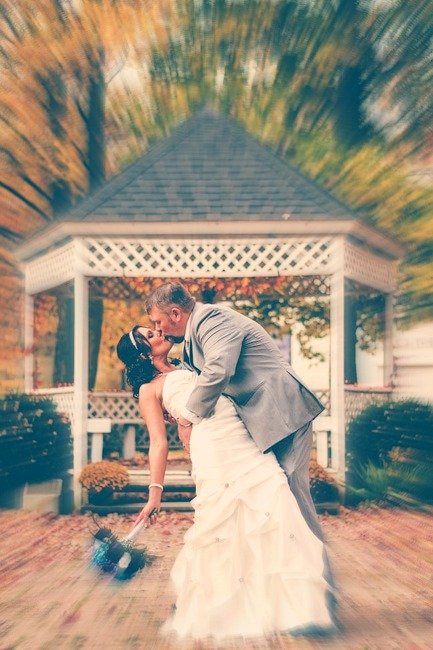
0, 507, 432, 650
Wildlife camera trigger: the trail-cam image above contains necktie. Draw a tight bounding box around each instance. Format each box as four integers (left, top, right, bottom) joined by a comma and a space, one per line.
183, 340, 192, 369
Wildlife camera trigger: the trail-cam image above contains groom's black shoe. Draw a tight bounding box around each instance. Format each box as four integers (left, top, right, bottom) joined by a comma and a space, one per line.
289, 623, 339, 638
288, 590, 342, 639
326, 590, 342, 631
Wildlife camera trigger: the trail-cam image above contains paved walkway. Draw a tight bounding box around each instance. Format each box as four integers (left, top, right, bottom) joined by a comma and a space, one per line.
0, 507, 432, 650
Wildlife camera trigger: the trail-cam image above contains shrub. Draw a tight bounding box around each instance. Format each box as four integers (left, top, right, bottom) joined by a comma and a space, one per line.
79, 460, 129, 493
346, 460, 390, 504
346, 399, 433, 505
309, 460, 339, 503
0, 393, 72, 491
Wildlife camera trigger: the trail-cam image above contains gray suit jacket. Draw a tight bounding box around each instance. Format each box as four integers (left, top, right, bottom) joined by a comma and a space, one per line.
183, 303, 324, 452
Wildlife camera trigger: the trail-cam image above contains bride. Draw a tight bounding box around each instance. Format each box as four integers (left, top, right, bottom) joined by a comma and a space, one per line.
117, 325, 335, 640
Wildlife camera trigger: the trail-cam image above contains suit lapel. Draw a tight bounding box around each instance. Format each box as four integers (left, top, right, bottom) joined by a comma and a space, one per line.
183, 304, 204, 372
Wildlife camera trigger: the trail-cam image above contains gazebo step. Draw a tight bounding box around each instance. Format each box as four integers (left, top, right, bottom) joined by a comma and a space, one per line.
81, 501, 193, 515
123, 482, 195, 493
81, 502, 338, 515
81, 468, 196, 514
315, 501, 340, 515
80, 498, 338, 515
126, 468, 192, 486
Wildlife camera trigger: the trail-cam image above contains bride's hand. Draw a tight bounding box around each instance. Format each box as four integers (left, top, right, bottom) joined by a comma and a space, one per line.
135, 502, 160, 527
163, 409, 177, 425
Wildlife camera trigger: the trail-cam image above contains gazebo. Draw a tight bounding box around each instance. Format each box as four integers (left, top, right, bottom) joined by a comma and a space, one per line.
15, 109, 404, 507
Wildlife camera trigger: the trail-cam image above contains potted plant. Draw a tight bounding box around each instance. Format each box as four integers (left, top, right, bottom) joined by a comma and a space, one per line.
79, 460, 129, 504
309, 460, 339, 513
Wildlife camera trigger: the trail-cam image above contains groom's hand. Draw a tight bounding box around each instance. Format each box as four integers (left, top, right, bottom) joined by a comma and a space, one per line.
177, 417, 192, 455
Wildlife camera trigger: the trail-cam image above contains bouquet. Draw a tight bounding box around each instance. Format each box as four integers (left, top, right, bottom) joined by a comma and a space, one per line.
90, 517, 156, 580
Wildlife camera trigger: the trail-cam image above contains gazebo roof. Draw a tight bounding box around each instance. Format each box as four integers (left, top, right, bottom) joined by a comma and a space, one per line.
67, 108, 350, 223
16, 108, 404, 261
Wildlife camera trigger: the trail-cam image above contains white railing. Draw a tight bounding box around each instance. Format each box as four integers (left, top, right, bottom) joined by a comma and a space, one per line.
33, 388, 386, 470
88, 391, 142, 423
86, 390, 333, 461
87, 388, 398, 429
88, 391, 181, 452
29, 388, 333, 459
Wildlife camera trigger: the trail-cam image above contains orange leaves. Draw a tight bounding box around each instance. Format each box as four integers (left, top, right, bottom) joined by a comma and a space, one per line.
89, 274, 329, 305
61, 609, 81, 625
86, 275, 331, 389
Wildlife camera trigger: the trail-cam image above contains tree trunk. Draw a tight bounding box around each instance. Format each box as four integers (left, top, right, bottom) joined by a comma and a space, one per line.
83, 51, 106, 385
344, 293, 358, 384
53, 296, 74, 385
89, 298, 103, 390
87, 51, 106, 191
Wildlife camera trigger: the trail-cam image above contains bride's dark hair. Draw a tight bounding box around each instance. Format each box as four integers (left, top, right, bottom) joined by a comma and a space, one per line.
117, 325, 159, 399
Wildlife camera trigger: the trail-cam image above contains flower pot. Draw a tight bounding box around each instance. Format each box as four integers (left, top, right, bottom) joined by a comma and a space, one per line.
88, 487, 114, 505
23, 479, 63, 514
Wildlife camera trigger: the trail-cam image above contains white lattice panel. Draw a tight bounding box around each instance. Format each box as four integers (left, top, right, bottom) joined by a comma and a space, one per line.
89, 394, 183, 450
81, 237, 334, 277
315, 389, 331, 416
88, 392, 142, 423
26, 242, 76, 294
344, 387, 393, 431
135, 423, 182, 449
344, 242, 396, 293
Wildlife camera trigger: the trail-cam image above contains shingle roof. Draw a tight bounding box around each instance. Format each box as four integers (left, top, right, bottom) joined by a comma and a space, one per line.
66, 109, 352, 223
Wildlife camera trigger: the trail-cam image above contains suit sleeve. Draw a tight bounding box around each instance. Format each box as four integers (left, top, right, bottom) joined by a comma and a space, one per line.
184, 308, 244, 419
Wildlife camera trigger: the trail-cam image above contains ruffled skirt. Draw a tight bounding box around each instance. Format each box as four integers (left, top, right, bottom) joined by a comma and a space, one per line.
162, 397, 332, 639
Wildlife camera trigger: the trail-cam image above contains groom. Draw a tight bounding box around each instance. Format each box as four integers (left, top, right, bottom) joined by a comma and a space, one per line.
145, 282, 335, 590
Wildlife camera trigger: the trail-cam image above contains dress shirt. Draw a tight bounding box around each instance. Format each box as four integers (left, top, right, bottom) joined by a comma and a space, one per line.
179, 306, 204, 425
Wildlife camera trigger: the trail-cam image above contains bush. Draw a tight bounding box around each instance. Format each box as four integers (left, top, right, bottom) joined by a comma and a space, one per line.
346, 399, 433, 506
0, 393, 72, 491
346, 460, 390, 504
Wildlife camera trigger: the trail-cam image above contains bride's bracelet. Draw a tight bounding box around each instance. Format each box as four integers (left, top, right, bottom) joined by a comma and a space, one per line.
148, 483, 164, 491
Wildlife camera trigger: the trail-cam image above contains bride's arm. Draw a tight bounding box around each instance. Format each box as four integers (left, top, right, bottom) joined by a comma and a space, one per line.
135, 381, 169, 525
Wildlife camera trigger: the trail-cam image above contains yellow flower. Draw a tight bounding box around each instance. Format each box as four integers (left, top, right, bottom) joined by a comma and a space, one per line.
78, 460, 129, 492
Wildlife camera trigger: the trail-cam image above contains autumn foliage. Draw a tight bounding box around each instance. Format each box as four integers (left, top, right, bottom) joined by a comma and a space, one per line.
1, 0, 433, 391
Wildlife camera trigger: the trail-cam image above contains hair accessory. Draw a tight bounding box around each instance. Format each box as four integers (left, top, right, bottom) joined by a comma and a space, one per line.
129, 330, 138, 350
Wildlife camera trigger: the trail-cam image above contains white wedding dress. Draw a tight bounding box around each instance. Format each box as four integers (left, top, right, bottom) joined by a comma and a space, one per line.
161, 369, 333, 640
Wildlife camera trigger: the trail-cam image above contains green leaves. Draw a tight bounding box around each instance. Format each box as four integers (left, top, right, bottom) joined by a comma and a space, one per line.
346, 399, 433, 506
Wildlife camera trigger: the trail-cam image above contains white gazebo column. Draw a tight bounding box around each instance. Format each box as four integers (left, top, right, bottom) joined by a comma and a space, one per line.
23, 289, 34, 392
329, 237, 346, 484
383, 292, 394, 387
73, 272, 89, 509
